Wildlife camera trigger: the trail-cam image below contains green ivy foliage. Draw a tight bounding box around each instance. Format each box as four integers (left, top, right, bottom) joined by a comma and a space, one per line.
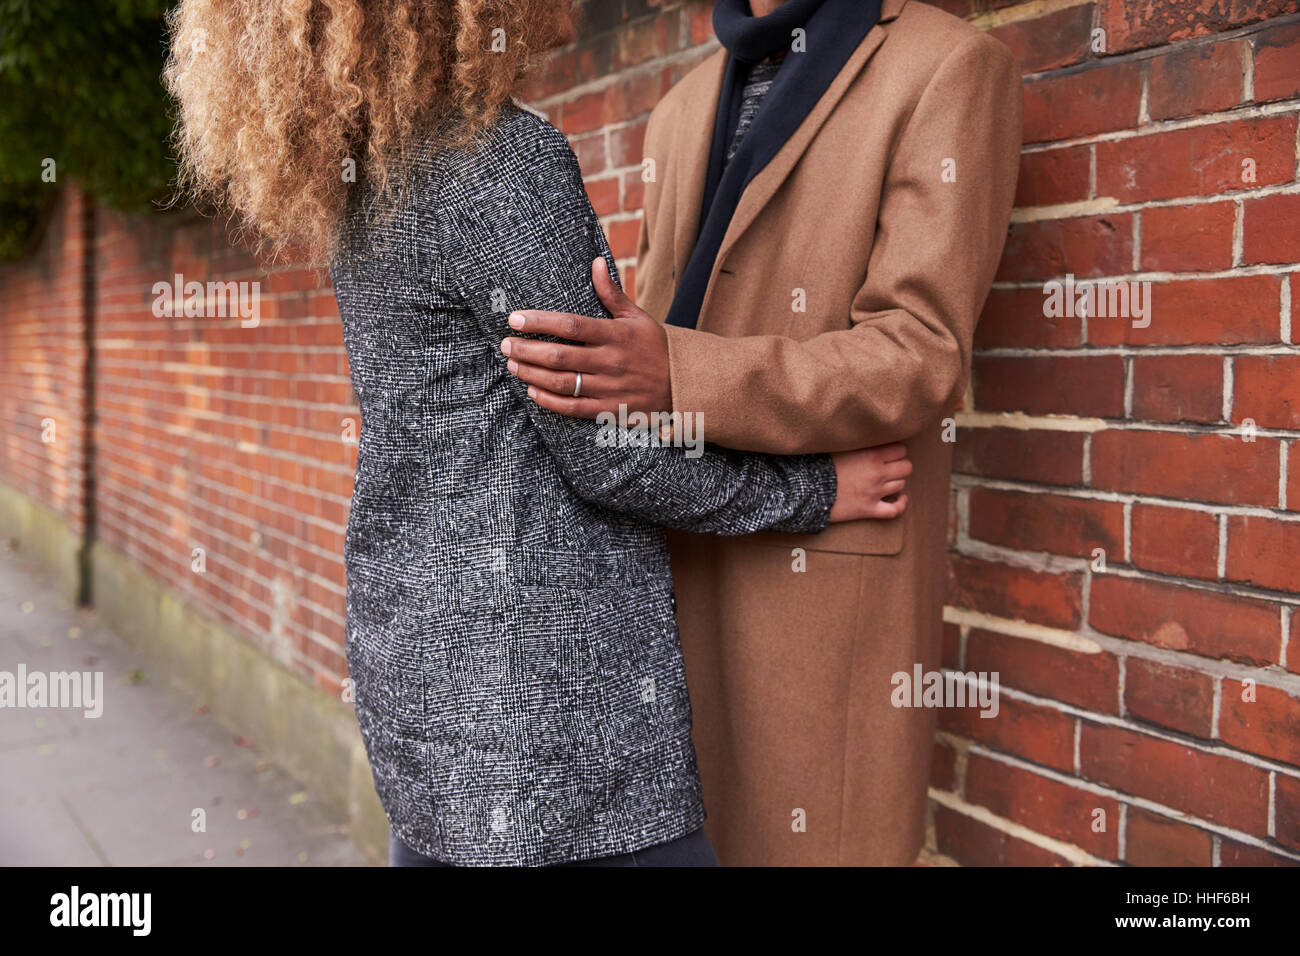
0, 0, 176, 260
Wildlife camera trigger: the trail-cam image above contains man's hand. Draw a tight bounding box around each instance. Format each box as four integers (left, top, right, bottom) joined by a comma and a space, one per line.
500, 258, 672, 419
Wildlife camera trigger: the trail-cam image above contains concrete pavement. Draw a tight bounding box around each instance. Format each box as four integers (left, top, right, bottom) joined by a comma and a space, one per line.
0, 542, 372, 867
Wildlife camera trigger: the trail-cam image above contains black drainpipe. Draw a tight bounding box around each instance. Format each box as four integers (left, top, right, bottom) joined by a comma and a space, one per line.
76, 193, 97, 607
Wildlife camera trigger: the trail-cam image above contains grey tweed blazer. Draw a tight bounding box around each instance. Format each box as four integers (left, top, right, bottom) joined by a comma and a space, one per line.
329, 104, 837, 866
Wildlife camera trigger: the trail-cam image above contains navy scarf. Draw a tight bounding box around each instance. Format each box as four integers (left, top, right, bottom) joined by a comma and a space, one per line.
664, 0, 883, 329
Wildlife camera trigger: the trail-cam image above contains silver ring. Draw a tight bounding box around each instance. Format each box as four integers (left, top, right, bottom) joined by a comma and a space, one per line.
573, 372, 583, 398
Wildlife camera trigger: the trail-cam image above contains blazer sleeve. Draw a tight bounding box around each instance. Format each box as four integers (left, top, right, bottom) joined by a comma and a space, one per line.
662, 32, 1023, 455
434, 116, 837, 537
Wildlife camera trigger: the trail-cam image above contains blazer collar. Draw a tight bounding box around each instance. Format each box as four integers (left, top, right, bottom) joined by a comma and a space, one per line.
670, 0, 906, 283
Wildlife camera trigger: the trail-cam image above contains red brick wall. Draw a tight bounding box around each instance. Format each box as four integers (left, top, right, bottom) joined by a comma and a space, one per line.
945, 0, 1300, 866
0, 186, 93, 541
2, 0, 1298, 865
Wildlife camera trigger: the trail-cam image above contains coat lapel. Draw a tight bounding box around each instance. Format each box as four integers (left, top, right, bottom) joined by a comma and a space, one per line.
667, 0, 909, 318
712, 8, 902, 273
672, 50, 727, 284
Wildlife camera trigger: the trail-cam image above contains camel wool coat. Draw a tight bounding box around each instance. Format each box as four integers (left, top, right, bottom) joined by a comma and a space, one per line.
635, 0, 1023, 865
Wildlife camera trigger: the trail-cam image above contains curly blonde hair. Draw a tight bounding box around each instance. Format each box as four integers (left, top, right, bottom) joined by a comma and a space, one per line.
164, 0, 568, 262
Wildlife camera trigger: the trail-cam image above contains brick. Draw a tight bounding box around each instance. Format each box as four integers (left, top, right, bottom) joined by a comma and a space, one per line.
942, 621, 961, 670
934, 805, 1072, 866
921, 0, 975, 18
605, 218, 640, 260
621, 168, 646, 213
966, 627, 1120, 714
1140, 201, 1235, 272
931, 740, 957, 792
938, 694, 1077, 774
1023, 62, 1142, 143
1130, 504, 1220, 580
972, 355, 1125, 418
600, 68, 671, 124
1130, 354, 1225, 425
968, 488, 1124, 558
1090, 430, 1281, 506
1294, 274, 1300, 344
570, 131, 607, 176
1079, 722, 1269, 833
947, 555, 1083, 629
1090, 575, 1280, 664
558, 91, 606, 135
1220, 839, 1299, 866
997, 213, 1135, 282
1290, 441, 1300, 513
610, 11, 675, 72
1088, 275, 1282, 347
975, 287, 1083, 349
1274, 774, 1300, 850
1226, 513, 1300, 593
585, 176, 620, 217
1096, 115, 1298, 203
966, 754, 1120, 857
1236, 355, 1300, 430
1100, 0, 1299, 54
1243, 193, 1300, 266
1219, 680, 1300, 766
1124, 807, 1213, 866
1252, 21, 1300, 103
1148, 39, 1246, 120
686, 0, 715, 45
1015, 145, 1091, 208
1123, 657, 1216, 737
609, 119, 648, 168
988, 4, 1095, 74
953, 427, 1086, 486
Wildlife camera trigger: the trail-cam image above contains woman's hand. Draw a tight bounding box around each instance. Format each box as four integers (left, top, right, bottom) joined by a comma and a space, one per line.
828, 443, 912, 522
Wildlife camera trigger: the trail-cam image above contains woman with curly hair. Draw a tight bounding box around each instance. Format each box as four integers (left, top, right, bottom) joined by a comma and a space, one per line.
164, 0, 909, 867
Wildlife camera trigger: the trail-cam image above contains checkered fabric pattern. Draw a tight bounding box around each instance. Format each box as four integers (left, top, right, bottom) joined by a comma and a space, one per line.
329, 105, 836, 866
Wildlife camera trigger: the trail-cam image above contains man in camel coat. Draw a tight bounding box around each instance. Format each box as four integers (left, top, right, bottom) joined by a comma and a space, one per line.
501, 0, 1023, 864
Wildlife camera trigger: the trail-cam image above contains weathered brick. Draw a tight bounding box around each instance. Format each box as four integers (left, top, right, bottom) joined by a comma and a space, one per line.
1079, 722, 1270, 833
1015, 145, 1092, 208
975, 287, 1084, 349
989, 4, 1095, 73
968, 487, 1124, 558
1252, 21, 1300, 102
1123, 656, 1216, 737
1124, 807, 1213, 866
1148, 39, 1246, 119
953, 427, 1086, 486
998, 213, 1135, 282
972, 355, 1125, 418
1219, 679, 1300, 766
1130, 354, 1225, 425
1090, 429, 1281, 506
1140, 201, 1235, 272
1100, 0, 1298, 54
947, 555, 1084, 630
938, 694, 1077, 774
1130, 503, 1220, 579
1242, 193, 1300, 265
934, 805, 1072, 866
1096, 115, 1298, 203
966, 753, 1120, 857
1091, 575, 1281, 664
1023, 62, 1142, 143
966, 627, 1120, 714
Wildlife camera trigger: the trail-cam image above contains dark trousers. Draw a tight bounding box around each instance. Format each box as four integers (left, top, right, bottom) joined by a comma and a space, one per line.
389, 827, 720, 867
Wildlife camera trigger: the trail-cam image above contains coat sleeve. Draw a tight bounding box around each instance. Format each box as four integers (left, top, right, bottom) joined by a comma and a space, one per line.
661, 32, 1023, 455
434, 115, 837, 537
